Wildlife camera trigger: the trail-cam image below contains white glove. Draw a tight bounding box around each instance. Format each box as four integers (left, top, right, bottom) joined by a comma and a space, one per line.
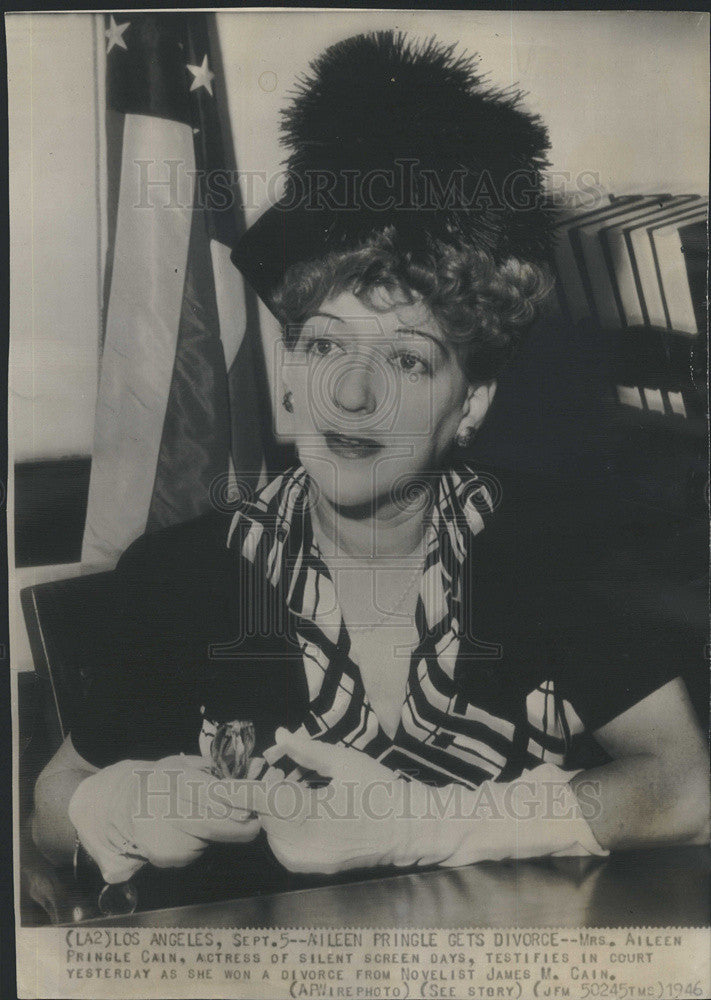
261, 731, 413, 873
433, 761, 609, 867
260, 729, 607, 875
68, 755, 262, 883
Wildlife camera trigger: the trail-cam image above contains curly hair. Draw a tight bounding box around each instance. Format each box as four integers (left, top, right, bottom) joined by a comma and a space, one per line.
271, 231, 554, 382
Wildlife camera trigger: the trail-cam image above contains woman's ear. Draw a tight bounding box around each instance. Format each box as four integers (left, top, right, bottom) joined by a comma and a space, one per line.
455, 381, 497, 446
276, 333, 300, 439
277, 365, 297, 439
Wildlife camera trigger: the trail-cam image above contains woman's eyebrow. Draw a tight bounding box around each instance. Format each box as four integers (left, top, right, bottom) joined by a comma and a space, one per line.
395, 327, 449, 356
311, 311, 344, 324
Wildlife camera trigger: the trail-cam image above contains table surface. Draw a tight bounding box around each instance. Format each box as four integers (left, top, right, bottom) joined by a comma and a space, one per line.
70, 847, 710, 929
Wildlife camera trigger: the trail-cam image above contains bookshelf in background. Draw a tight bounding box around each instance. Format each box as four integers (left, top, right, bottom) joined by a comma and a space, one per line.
552, 193, 708, 421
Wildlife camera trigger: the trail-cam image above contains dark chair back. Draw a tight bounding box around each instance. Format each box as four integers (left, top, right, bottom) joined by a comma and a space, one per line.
20, 572, 116, 754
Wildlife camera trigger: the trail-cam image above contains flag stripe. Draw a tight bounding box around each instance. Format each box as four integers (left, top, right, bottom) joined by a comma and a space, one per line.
146, 193, 230, 530
100, 108, 125, 349
82, 114, 194, 565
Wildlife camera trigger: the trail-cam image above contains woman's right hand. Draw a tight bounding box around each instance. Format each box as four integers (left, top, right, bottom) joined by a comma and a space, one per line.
68, 755, 261, 883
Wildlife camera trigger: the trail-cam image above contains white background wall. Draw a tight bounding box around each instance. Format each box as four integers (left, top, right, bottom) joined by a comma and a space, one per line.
7, 14, 104, 671
7, 13, 102, 464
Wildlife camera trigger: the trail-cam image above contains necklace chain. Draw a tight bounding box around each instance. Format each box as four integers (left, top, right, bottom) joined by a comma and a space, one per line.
371, 563, 422, 624
337, 559, 424, 630
311, 523, 425, 629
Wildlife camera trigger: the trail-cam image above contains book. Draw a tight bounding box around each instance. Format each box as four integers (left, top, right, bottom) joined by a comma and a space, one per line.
551, 195, 638, 324
567, 197, 673, 326
626, 203, 707, 330
651, 207, 708, 334
679, 219, 708, 335
601, 196, 701, 327
575, 197, 691, 328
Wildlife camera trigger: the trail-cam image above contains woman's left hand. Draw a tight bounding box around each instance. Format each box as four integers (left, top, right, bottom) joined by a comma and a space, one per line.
260, 729, 431, 874
259, 728, 610, 875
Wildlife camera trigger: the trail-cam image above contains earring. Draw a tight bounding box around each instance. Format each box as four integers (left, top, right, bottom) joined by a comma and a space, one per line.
456, 426, 474, 449
282, 391, 294, 413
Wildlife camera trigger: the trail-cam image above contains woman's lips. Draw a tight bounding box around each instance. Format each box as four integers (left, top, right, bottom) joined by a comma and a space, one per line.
323, 431, 384, 459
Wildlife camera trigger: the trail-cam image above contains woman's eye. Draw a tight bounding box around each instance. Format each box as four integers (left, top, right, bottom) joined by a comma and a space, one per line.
396, 352, 429, 376
308, 338, 338, 358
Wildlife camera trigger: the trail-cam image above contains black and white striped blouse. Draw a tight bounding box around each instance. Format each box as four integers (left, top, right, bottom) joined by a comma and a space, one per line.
223, 466, 594, 788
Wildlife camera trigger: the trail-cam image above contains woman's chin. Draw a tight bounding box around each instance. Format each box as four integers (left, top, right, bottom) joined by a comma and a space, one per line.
299, 461, 381, 512
313, 476, 382, 512
298, 449, 437, 515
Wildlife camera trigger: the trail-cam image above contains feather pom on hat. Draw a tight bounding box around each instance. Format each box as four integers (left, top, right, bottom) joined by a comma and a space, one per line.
232, 30, 553, 307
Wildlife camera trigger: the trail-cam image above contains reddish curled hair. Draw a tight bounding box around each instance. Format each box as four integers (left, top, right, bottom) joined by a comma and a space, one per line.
272, 231, 554, 382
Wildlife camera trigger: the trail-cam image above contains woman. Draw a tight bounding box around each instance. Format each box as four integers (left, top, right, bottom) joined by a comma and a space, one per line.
33, 31, 708, 882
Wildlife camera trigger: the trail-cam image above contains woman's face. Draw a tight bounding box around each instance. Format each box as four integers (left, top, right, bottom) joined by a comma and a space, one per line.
281, 288, 475, 510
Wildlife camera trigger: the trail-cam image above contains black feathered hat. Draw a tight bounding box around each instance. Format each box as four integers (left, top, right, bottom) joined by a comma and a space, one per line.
232, 30, 553, 309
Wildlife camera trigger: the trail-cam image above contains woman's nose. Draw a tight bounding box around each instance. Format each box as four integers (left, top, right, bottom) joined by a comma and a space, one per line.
332, 360, 378, 415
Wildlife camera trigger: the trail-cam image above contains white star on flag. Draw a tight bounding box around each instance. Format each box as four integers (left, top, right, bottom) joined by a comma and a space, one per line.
187, 54, 215, 96
105, 16, 129, 54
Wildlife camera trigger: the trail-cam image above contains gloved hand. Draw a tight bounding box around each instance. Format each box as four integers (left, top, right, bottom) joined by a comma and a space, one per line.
68, 754, 262, 883
260, 729, 607, 875
260, 730, 415, 874
434, 761, 609, 867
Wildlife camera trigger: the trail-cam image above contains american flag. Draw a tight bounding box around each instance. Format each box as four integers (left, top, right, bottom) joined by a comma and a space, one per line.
82, 12, 274, 568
